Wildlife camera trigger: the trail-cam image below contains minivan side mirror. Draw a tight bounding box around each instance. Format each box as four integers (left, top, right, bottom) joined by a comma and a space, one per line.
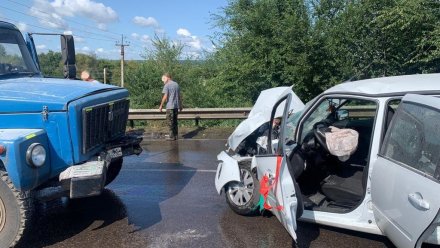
337, 109, 349, 121
60, 35, 76, 79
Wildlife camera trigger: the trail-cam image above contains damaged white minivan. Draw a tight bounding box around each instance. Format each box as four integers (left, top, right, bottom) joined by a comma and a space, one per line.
215, 74, 440, 248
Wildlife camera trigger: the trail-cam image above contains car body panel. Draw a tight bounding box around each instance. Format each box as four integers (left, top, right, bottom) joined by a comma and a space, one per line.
254, 93, 299, 240
227, 87, 304, 151
0, 21, 141, 193
324, 74, 440, 96
217, 75, 440, 247
0, 129, 51, 191
215, 151, 241, 194
0, 77, 120, 112
67, 89, 129, 164
216, 87, 303, 194
24, 33, 40, 71
371, 94, 440, 248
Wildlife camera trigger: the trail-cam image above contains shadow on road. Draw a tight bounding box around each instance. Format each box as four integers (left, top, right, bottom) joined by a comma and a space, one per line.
18, 141, 197, 247
182, 127, 206, 139
110, 161, 196, 232
17, 190, 128, 248
218, 208, 296, 247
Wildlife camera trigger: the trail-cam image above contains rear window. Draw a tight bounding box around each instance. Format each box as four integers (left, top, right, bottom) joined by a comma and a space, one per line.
380, 102, 440, 181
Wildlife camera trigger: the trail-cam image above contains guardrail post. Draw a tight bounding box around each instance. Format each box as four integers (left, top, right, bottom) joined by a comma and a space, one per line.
195, 117, 200, 126
130, 120, 134, 129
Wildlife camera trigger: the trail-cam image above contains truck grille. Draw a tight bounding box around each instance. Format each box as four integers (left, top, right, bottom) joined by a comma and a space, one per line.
82, 99, 129, 154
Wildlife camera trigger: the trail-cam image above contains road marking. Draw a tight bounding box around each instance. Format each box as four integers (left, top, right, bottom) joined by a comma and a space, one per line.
125, 169, 216, 173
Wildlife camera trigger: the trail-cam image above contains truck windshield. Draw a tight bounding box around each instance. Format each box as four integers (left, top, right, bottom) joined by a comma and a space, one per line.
0, 27, 39, 78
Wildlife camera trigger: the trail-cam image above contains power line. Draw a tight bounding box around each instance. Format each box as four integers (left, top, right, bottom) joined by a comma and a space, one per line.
0, 4, 117, 42
5, 0, 121, 38
2, 16, 116, 42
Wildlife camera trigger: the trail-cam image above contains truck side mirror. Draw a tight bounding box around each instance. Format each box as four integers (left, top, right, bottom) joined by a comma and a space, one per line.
60, 35, 76, 79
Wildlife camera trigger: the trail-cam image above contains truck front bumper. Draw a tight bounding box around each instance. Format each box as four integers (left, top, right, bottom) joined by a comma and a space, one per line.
59, 134, 142, 199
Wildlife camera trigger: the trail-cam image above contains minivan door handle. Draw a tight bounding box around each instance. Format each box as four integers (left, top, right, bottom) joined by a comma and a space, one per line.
408, 192, 430, 211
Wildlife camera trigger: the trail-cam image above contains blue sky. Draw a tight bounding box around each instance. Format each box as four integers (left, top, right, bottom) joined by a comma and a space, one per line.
0, 0, 228, 59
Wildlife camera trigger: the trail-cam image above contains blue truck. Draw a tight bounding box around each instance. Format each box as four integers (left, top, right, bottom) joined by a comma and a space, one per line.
0, 21, 142, 247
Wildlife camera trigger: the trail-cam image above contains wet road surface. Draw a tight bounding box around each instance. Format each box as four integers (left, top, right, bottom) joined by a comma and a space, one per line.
18, 140, 395, 248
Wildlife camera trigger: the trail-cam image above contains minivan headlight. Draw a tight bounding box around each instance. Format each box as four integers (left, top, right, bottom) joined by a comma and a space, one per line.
26, 143, 46, 167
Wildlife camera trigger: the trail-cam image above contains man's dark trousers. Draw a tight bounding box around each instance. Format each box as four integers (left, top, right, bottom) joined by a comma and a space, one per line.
166, 108, 178, 139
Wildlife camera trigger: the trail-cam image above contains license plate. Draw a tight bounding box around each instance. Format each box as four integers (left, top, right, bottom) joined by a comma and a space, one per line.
108, 147, 122, 160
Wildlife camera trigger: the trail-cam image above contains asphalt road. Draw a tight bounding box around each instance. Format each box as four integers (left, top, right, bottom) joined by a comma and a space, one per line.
18, 140, 396, 248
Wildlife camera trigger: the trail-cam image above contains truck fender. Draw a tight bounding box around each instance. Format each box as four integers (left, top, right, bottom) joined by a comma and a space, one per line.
0, 129, 50, 191
215, 151, 240, 194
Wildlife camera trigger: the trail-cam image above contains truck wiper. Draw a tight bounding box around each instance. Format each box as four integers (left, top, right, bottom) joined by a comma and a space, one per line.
22, 72, 40, 77
0, 71, 40, 77
0, 71, 41, 78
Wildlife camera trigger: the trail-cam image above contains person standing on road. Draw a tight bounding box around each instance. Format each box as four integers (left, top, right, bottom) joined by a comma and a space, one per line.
159, 73, 182, 140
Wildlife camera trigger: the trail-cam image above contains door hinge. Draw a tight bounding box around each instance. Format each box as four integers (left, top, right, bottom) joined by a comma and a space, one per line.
42, 106, 49, 121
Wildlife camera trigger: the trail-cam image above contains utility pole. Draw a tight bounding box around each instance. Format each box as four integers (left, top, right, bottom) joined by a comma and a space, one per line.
115, 35, 129, 87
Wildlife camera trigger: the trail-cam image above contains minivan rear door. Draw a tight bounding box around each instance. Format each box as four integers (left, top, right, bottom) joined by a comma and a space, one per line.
371, 94, 440, 248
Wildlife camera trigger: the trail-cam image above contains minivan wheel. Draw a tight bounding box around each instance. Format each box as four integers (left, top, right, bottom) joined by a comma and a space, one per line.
225, 162, 260, 216
0, 171, 32, 248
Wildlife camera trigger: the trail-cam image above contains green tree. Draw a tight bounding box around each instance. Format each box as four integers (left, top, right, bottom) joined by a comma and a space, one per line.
210, 0, 440, 103
37, 51, 63, 77
126, 36, 184, 108
209, 0, 312, 104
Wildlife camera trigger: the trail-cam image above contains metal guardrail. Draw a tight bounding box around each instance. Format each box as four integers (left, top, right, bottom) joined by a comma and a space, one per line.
128, 105, 378, 126
128, 108, 252, 126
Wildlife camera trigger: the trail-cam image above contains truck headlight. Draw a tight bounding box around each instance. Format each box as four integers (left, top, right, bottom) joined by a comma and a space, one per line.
26, 143, 46, 167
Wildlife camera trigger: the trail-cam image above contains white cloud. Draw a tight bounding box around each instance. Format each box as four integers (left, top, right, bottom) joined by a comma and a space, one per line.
177, 28, 191, 37
30, 0, 118, 30
16, 22, 28, 32
81, 46, 91, 52
63, 30, 73, 35
132, 16, 159, 28
30, 1, 68, 29
155, 28, 165, 35
131, 33, 150, 43
188, 37, 202, 50
141, 35, 150, 43
176, 28, 203, 52
183, 51, 202, 59
96, 48, 104, 53
50, 0, 118, 23
97, 23, 107, 30
36, 44, 46, 50
75, 36, 85, 43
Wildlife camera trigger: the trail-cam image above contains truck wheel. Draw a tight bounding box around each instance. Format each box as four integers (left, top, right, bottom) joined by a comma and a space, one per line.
105, 158, 123, 186
225, 162, 260, 216
0, 172, 32, 248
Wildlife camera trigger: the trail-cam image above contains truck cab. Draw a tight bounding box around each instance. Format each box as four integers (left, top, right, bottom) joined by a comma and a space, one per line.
0, 21, 142, 247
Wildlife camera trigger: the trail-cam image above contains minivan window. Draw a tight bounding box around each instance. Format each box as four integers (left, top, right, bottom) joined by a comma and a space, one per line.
381, 102, 440, 181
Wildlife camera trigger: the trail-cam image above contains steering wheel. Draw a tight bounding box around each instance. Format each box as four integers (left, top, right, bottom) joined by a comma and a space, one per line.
313, 121, 331, 153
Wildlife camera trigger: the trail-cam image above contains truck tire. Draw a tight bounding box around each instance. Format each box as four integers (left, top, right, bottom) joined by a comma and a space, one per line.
105, 158, 123, 186
225, 161, 260, 216
0, 172, 32, 248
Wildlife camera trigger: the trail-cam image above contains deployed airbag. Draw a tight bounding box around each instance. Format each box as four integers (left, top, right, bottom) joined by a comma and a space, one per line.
325, 126, 359, 161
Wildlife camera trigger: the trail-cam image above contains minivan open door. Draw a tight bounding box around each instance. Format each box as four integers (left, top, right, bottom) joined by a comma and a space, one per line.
371, 94, 440, 248
253, 93, 303, 241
